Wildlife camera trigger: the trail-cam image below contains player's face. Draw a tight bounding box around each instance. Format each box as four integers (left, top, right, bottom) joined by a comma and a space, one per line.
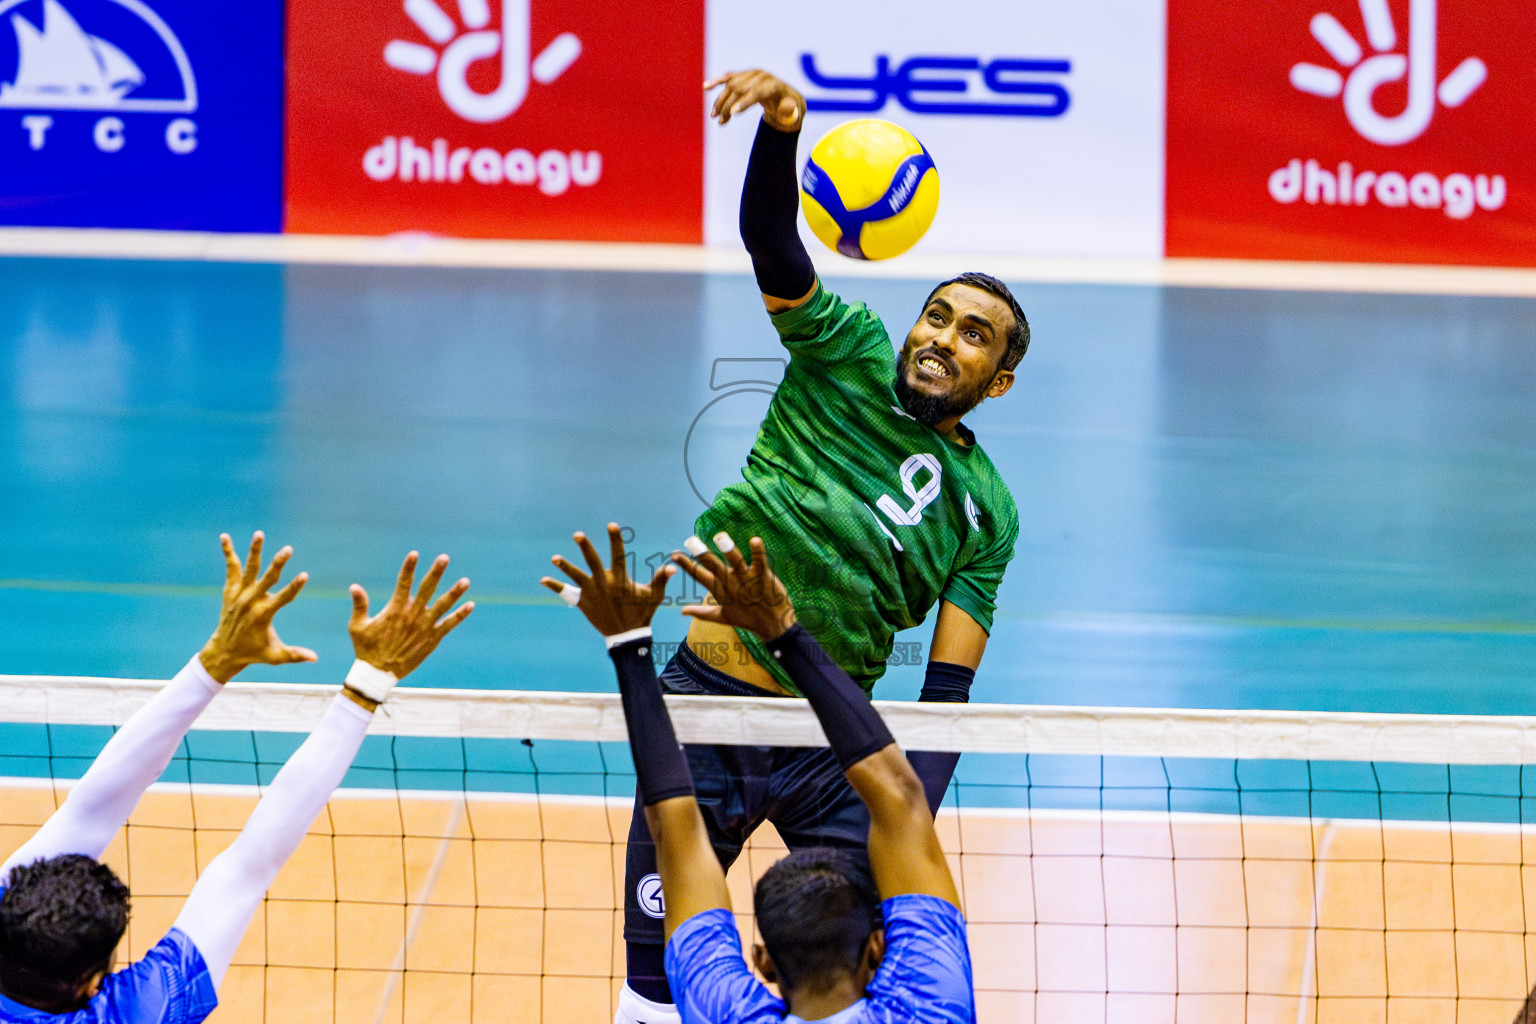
895, 284, 1015, 428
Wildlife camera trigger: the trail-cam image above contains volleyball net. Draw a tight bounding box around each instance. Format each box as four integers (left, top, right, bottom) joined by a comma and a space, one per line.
3, 673, 1536, 1024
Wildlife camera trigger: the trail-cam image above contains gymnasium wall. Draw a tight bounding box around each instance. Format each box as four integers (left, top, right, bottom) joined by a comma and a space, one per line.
0, 0, 1531, 267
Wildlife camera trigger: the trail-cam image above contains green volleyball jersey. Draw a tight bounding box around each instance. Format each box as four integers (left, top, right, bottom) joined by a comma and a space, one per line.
693, 282, 1019, 695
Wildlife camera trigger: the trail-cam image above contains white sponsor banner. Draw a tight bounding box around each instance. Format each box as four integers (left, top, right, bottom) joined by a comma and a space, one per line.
704, 0, 1166, 260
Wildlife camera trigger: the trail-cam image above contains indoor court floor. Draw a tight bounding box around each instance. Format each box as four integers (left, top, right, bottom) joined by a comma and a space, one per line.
3, 255, 1536, 1022
4, 258, 1536, 715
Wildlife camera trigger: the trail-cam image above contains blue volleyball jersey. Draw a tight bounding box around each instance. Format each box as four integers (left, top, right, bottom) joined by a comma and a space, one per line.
0, 922, 216, 1024
665, 893, 974, 1024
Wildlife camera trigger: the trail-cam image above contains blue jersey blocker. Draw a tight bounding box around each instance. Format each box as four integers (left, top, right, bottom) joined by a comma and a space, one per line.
664, 894, 974, 1024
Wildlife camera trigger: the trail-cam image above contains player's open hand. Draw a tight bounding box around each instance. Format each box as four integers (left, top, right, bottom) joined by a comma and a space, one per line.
349, 552, 474, 679
542, 523, 674, 637
199, 531, 317, 683
672, 533, 797, 642
705, 69, 805, 131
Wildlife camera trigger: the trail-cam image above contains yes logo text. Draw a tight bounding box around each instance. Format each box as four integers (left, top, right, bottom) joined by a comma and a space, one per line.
800, 54, 1070, 118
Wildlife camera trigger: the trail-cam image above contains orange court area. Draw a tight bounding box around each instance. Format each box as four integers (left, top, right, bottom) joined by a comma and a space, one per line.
3, 781, 1534, 1024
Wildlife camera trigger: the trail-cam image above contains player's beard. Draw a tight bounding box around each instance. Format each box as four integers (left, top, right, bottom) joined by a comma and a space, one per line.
894, 348, 989, 428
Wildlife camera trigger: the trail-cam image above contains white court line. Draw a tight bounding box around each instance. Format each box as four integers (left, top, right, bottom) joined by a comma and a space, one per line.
371, 797, 465, 1024
2, 227, 1536, 298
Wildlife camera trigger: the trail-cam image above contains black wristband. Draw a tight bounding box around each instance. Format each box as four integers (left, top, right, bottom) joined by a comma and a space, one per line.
909, 661, 975, 814
918, 661, 975, 704
609, 638, 695, 806
764, 624, 895, 771
740, 119, 816, 301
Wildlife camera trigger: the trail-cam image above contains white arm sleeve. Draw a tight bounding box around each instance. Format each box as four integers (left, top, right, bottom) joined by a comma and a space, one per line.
174, 692, 372, 987
1, 655, 221, 876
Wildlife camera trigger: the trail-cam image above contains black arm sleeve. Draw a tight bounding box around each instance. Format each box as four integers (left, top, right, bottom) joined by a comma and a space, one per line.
609, 638, 695, 806
740, 119, 816, 301
907, 662, 976, 815
763, 624, 895, 771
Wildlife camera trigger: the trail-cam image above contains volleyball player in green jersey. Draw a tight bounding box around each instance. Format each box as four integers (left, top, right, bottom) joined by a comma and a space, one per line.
610, 67, 1028, 1024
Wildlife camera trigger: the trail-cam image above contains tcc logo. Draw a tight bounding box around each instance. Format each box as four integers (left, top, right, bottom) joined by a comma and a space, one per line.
800, 53, 1070, 118
0, 0, 199, 153
383, 0, 580, 123
1289, 0, 1485, 145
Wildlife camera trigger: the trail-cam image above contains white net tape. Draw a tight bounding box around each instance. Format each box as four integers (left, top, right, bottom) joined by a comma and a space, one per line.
5, 673, 1536, 763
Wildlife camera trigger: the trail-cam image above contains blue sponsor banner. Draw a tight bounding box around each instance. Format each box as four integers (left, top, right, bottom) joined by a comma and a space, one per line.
0, 0, 282, 231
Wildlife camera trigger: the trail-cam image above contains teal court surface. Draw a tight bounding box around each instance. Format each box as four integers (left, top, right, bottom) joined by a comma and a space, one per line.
4, 257, 1535, 715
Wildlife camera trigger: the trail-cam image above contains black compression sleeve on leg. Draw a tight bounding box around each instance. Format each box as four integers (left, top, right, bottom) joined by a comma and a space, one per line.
609, 638, 695, 806
763, 624, 894, 771
908, 661, 976, 814
740, 119, 816, 301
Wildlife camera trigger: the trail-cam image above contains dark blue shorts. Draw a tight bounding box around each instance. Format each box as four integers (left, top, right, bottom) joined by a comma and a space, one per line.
622, 642, 870, 945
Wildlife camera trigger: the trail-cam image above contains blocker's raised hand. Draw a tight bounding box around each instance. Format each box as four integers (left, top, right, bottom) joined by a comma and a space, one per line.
541, 523, 674, 637
671, 533, 797, 642
705, 68, 805, 130
349, 552, 474, 679
199, 531, 317, 683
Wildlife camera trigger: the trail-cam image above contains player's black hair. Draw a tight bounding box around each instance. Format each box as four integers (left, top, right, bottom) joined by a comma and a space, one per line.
0, 855, 129, 1009
924, 272, 1031, 371
753, 847, 881, 995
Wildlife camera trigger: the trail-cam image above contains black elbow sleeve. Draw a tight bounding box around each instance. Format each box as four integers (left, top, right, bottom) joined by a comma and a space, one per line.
739, 120, 816, 301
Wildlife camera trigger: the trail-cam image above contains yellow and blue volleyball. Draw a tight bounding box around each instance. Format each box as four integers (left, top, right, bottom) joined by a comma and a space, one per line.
800, 119, 939, 261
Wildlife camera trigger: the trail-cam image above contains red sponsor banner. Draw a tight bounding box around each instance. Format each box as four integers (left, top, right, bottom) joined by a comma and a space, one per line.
286, 0, 703, 242
1167, 0, 1536, 266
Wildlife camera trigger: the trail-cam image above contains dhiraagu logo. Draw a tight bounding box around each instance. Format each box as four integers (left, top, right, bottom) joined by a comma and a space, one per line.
366, 0, 598, 194
1269, 0, 1505, 220
384, 0, 578, 123
0, 0, 197, 152
1289, 0, 1483, 145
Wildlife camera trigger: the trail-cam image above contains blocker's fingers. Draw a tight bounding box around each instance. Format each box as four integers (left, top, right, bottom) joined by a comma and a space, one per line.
693, 548, 730, 587
276, 645, 319, 664
749, 536, 772, 575
220, 533, 240, 585
712, 532, 748, 573
670, 552, 717, 592
680, 603, 725, 623
429, 578, 470, 621
243, 531, 265, 586
647, 563, 676, 595
257, 545, 292, 595
349, 584, 371, 628
268, 571, 309, 611
435, 601, 475, 636
703, 73, 733, 90
414, 554, 450, 606
607, 523, 628, 575
573, 531, 607, 578
550, 554, 593, 589
392, 552, 419, 606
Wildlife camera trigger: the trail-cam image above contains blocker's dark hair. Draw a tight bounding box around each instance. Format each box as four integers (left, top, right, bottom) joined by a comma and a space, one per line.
924, 272, 1031, 370
753, 847, 881, 995
0, 854, 129, 1008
